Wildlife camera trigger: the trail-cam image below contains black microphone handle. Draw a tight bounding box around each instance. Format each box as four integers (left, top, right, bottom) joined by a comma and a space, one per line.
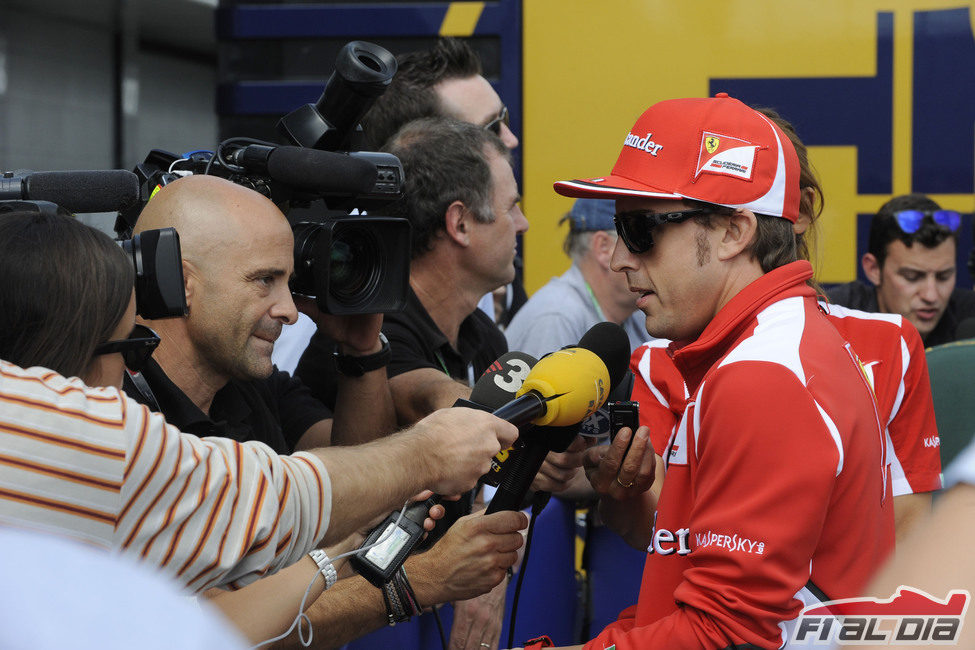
491, 391, 547, 430
486, 442, 549, 514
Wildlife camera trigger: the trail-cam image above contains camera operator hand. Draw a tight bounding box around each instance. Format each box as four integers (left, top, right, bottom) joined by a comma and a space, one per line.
293, 295, 384, 355
292, 295, 396, 448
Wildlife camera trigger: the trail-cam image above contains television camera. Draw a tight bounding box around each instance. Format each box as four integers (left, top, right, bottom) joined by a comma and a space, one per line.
117, 40, 411, 315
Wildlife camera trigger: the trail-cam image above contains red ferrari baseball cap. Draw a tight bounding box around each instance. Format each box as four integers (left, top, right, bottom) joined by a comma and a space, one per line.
554, 93, 801, 222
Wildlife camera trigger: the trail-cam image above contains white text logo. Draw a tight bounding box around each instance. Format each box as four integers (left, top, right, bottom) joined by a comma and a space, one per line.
623, 131, 663, 156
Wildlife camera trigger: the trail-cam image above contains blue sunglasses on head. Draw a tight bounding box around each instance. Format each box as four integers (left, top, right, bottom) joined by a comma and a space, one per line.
893, 209, 961, 234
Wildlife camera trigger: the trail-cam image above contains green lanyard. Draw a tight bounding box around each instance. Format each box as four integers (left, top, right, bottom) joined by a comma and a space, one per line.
435, 350, 475, 387
584, 281, 606, 322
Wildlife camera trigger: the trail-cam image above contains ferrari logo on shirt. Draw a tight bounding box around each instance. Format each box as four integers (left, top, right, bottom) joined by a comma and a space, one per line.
705, 135, 719, 154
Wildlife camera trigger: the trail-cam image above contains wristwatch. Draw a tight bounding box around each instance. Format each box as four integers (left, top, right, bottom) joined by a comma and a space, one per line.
334, 333, 391, 377
308, 549, 338, 589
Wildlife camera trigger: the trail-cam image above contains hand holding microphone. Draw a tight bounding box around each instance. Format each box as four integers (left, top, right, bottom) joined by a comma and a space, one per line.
487, 322, 631, 513
583, 424, 657, 501
349, 407, 516, 587
416, 407, 519, 497
350, 352, 534, 585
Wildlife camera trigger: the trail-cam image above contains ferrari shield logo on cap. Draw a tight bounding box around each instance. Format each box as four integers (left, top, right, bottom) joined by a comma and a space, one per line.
696, 131, 760, 181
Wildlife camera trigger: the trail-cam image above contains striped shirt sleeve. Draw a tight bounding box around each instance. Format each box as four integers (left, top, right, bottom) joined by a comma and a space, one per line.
0, 362, 331, 592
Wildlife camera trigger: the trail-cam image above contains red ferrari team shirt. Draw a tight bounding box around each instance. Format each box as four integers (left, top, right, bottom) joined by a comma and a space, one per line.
631, 302, 942, 496
587, 261, 895, 649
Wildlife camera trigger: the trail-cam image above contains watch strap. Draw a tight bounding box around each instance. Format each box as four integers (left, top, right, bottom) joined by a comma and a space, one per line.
334, 332, 391, 377
308, 549, 338, 589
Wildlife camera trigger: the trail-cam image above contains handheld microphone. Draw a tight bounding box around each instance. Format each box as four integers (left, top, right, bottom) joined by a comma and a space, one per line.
469, 351, 538, 408
0, 169, 140, 213
491, 347, 610, 429
226, 145, 378, 195
350, 351, 539, 579
469, 352, 539, 487
487, 321, 630, 431
486, 322, 630, 513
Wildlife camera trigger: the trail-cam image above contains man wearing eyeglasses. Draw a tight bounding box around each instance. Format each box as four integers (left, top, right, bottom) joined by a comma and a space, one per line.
826, 193, 975, 346
360, 37, 518, 152
539, 94, 893, 650
287, 37, 525, 401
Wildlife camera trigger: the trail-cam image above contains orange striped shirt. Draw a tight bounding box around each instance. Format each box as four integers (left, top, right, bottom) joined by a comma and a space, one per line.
0, 361, 331, 592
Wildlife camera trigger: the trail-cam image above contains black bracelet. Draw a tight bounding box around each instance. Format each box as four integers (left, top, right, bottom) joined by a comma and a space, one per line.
382, 578, 410, 625
394, 567, 422, 616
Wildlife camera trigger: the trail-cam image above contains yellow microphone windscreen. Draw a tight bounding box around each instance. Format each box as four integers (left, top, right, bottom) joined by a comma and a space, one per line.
517, 347, 610, 426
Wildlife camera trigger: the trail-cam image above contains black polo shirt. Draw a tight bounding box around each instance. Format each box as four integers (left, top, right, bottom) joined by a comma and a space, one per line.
383, 288, 508, 383
382, 287, 508, 545
124, 359, 332, 454
295, 288, 508, 408
826, 280, 975, 347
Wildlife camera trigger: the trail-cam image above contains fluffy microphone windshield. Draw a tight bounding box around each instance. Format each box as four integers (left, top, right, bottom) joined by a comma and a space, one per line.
516, 347, 609, 427
265, 147, 377, 194
26, 170, 140, 213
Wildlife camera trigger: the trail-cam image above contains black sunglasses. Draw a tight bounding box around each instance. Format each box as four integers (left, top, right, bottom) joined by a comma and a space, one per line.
93, 324, 160, 373
613, 208, 710, 254
484, 106, 509, 137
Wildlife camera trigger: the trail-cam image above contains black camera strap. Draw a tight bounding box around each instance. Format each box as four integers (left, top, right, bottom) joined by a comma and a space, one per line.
125, 369, 161, 413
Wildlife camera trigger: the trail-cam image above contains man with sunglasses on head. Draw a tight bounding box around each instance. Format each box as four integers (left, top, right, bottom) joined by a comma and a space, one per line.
286, 37, 526, 401
538, 94, 893, 650
827, 194, 975, 346
360, 37, 519, 151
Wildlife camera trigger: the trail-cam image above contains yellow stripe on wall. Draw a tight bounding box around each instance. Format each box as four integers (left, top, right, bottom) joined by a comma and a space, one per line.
440, 2, 484, 37
892, 8, 914, 196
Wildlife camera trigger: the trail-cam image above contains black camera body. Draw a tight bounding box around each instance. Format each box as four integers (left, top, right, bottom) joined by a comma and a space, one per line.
117, 40, 410, 315
120, 227, 188, 320
0, 197, 187, 321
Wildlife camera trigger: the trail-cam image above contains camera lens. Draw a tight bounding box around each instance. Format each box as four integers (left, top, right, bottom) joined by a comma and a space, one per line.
329, 223, 381, 305
290, 216, 409, 314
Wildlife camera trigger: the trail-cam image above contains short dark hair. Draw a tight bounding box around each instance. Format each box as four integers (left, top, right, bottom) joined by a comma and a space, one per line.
361, 38, 483, 150
0, 211, 133, 379
383, 118, 510, 259
868, 194, 955, 267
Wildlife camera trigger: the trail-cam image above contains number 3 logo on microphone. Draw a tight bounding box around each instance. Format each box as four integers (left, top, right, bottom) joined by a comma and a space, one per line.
493, 359, 531, 393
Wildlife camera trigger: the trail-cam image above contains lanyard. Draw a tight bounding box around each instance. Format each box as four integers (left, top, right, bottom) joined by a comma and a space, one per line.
435, 351, 475, 387
584, 281, 606, 322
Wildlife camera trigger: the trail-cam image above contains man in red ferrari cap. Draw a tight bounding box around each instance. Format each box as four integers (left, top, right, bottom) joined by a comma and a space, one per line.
524, 94, 895, 649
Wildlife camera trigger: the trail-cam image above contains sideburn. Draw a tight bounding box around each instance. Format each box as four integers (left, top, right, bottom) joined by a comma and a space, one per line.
695, 228, 711, 267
